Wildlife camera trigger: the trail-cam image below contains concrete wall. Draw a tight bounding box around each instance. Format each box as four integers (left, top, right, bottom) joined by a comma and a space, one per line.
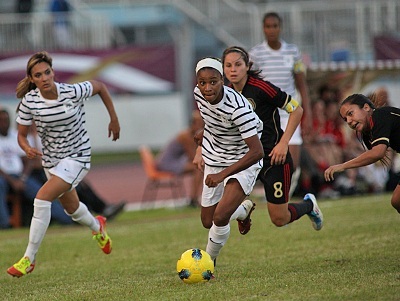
1, 92, 188, 153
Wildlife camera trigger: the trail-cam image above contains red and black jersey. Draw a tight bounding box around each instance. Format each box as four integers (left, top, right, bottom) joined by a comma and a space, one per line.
362, 106, 400, 152
238, 76, 291, 155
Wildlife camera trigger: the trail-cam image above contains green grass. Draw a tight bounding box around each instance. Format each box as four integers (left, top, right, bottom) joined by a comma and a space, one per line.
90, 149, 162, 165
1, 194, 400, 300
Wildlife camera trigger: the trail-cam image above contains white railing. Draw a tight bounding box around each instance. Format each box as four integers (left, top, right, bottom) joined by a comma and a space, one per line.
1, 0, 399, 63
0, 11, 112, 53
256, 0, 400, 62
173, 0, 400, 62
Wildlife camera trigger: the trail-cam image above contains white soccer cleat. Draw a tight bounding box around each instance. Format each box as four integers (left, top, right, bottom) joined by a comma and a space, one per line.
304, 193, 323, 230
237, 199, 256, 235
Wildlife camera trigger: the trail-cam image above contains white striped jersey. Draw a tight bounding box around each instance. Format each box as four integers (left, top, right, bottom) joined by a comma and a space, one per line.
194, 85, 263, 167
249, 40, 302, 97
16, 81, 93, 168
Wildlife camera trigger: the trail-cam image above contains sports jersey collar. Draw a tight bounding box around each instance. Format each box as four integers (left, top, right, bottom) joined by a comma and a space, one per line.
368, 114, 374, 130
38, 82, 60, 101
263, 39, 286, 52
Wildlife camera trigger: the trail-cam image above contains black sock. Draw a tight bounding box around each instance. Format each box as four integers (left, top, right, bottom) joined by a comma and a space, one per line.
288, 201, 313, 223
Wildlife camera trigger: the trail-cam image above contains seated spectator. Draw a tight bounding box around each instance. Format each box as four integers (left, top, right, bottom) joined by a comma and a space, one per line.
75, 182, 126, 220
50, 0, 72, 48
0, 108, 71, 228
28, 124, 126, 221
16, 0, 33, 14
304, 100, 344, 168
156, 110, 204, 207
318, 83, 337, 105
301, 100, 345, 198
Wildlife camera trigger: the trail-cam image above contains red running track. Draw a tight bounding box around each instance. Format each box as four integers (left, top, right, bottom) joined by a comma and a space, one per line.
84, 162, 193, 211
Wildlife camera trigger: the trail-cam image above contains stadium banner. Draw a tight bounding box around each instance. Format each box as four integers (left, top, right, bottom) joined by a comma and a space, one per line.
0, 45, 176, 96
374, 35, 400, 60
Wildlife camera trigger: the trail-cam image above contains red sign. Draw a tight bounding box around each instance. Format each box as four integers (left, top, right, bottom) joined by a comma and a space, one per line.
0, 45, 176, 96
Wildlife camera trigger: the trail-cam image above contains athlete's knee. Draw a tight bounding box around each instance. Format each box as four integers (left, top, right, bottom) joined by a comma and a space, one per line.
212, 212, 230, 227
201, 219, 212, 229
201, 213, 213, 229
270, 215, 289, 227
391, 198, 400, 213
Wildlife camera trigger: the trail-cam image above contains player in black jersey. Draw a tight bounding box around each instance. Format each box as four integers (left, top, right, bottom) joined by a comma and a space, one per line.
325, 94, 400, 214
222, 46, 323, 230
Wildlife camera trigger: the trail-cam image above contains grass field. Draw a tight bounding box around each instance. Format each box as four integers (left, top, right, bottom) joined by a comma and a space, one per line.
1, 193, 399, 301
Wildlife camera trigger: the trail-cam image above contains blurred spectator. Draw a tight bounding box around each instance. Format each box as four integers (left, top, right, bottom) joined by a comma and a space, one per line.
50, 0, 71, 48
318, 83, 337, 105
387, 152, 400, 191
324, 101, 346, 148
0, 108, 71, 228
301, 100, 344, 198
75, 182, 126, 220
15, 0, 34, 45
304, 101, 344, 167
156, 110, 204, 207
16, 0, 33, 13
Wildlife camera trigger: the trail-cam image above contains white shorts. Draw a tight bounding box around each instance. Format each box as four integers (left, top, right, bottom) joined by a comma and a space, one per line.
44, 157, 90, 189
279, 108, 303, 145
201, 162, 262, 208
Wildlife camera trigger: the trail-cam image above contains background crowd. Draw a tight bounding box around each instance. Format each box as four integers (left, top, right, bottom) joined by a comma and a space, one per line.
295, 85, 400, 199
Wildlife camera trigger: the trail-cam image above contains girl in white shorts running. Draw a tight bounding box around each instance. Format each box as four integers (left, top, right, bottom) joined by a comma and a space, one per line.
7, 51, 120, 278
193, 57, 264, 266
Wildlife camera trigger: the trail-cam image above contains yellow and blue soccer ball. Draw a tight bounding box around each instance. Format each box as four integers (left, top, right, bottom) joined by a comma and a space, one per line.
176, 248, 214, 284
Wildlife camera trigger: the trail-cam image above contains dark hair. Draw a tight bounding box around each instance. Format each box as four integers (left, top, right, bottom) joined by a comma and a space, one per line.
340, 94, 375, 110
341, 94, 391, 167
0, 108, 9, 116
318, 84, 331, 97
263, 12, 282, 25
221, 46, 263, 79
200, 56, 221, 63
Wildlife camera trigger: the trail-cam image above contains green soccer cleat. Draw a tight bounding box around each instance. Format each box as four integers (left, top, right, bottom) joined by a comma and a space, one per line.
92, 216, 112, 254
7, 256, 35, 278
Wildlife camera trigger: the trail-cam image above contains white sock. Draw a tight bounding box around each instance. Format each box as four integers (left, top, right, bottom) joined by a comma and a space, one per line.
230, 203, 247, 221
206, 224, 230, 260
24, 199, 52, 262
66, 202, 99, 232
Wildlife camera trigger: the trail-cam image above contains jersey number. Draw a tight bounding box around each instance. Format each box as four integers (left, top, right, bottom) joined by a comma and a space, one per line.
273, 182, 283, 198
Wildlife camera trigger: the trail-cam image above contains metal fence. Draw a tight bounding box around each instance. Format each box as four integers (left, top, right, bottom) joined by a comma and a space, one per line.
0, 10, 112, 53
1, 0, 399, 63
173, 0, 400, 62
257, 0, 400, 62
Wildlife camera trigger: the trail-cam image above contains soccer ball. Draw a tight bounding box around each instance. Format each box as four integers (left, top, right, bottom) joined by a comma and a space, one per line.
176, 248, 214, 284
